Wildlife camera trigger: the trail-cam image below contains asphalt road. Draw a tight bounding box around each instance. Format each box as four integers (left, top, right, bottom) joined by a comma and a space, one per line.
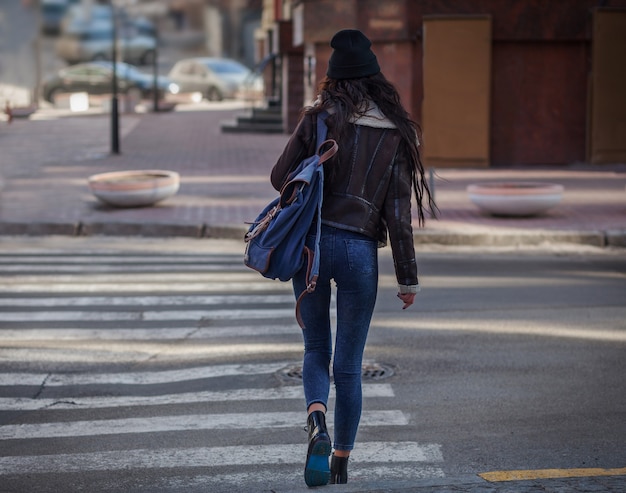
372, 245, 626, 477
0, 237, 624, 492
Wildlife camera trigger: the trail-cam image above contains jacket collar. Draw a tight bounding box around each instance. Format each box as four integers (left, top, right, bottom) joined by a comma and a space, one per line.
349, 101, 397, 129
315, 98, 397, 129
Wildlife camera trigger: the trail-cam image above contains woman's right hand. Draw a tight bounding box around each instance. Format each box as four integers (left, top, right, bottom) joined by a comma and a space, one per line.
397, 292, 415, 310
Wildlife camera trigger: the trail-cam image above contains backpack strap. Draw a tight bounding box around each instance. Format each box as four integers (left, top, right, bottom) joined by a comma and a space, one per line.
316, 110, 329, 149
317, 140, 339, 163
295, 111, 332, 329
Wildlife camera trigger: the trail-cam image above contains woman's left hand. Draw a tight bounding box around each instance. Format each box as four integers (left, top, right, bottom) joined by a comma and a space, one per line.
397, 292, 415, 310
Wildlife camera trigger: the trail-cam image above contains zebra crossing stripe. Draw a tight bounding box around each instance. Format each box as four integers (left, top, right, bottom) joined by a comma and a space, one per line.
0, 308, 296, 322
149, 465, 447, 490
0, 294, 295, 307
0, 342, 304, 363
0, 383, 394, 411
0, 325, 298, 340
0, 411, 409, 440
0, 255, 237, 264
0, 362, 292, 386
0, 281, 281, 293
0, 272, 270, 284
0, 442, 443, 475
0, 257, 242, 270
0, 264, 244, 273
3, 266, 276, 289
0, 281, 283, 293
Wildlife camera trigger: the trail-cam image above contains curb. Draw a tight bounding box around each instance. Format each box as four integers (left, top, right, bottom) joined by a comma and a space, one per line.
1, 221, 625, 248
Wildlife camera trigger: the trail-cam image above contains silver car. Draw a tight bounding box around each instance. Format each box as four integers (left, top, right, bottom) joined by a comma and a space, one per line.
167, 57, 262, 101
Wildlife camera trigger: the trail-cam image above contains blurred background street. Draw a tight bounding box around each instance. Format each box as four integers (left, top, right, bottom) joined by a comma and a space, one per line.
0, 0, 263, 114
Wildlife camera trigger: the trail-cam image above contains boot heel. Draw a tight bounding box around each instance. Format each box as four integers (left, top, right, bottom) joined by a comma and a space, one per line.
304, 410, 331, 487
330, 455, 349, 484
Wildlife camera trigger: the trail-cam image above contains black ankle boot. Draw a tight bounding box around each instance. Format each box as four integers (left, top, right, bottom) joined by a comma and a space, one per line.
330, 454, 349, 484
304, 410, 331, 487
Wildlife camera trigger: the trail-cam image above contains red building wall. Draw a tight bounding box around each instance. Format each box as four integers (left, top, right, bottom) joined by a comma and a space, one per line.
294, 0, 626, 166
491, 41, 589, 166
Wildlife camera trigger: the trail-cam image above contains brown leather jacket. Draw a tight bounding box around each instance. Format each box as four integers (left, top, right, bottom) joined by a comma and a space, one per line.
270, 108, 419, 292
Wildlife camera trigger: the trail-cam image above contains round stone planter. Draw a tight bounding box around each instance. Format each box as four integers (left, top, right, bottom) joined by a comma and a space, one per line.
9, 105, 37, 119
87, 170, 180, 208
467, 182, 564, 217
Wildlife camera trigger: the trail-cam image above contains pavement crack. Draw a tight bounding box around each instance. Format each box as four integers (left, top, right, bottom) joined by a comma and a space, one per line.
32, 373, 51, 399
42, 400, 79, 409
140, 324, 204, 363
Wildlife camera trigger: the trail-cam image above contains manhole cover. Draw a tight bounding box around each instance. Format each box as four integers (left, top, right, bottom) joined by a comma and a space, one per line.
361, 362, 394, 380
277, 362, 395, 383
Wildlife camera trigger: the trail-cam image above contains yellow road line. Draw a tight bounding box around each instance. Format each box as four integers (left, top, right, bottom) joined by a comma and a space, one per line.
480, 467, 626, 482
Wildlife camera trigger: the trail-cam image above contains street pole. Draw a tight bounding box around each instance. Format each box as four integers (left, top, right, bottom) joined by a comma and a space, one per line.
33, 0, 42, 107
152, 28, 159, 112
110, 1, 120, 154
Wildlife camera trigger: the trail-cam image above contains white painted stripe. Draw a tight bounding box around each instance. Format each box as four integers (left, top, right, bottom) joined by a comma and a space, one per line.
0, 264, 243, 273
0, 282, 287, 293
375, 308, 626, 342
0, 311, 143, 322
350, 464, 446, 480
144, 309, 295, 320
0, 255, 236, 264
0, 324, 297, 340
0, 442, 443, 475
0, 362, 292, 386
0, 384, 394, 411
0, 411, 408, 440
0, 308, 295, 322
0, 273, 269, 284
0, 294, 294, 307
147, 465, 446, 490
0, 256, 236, 268
0, 342, 304, 363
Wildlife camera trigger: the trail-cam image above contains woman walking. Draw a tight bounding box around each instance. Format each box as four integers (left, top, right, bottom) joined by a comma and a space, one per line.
270, 29, 434, 487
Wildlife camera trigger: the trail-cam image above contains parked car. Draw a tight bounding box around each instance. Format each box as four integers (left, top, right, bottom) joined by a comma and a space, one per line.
56, 22, 156, 65
60, 4, 156, 37
167, 57, 262, 101
42, 62, 179, 105
41, 0, 80, 35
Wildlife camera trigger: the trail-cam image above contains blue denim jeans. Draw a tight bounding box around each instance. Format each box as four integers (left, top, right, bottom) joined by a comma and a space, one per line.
293, 225, 378, 451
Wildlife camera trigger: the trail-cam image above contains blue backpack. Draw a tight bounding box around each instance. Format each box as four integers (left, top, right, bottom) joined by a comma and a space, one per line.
244, 113, 337, 327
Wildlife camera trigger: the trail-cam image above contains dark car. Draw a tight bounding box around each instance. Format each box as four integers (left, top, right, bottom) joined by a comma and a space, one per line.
42, 62, 179, 105
41, 0, 80, 35
56, 22, 157, 65
60, 4, 156, 37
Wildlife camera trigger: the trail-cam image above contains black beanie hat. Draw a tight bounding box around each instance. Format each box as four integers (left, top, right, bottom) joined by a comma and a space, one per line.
327, 29, 380, 80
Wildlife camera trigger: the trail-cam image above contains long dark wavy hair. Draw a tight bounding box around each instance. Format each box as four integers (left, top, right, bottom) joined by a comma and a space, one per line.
305, 73, 436, 225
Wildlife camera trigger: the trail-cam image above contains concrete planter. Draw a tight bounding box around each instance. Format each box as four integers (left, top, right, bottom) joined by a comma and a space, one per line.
8, 105, 37, 119
467, 182, 564, 217
152, 101, 177, 112
88, 170, 180, 208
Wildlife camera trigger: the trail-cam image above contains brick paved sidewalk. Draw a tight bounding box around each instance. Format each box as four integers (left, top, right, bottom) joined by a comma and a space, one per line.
1, 106, 625, 247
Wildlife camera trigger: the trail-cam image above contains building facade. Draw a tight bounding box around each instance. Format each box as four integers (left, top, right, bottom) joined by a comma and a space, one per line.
258, 0, 626, 168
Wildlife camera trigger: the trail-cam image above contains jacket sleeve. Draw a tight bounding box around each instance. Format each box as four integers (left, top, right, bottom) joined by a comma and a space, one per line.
383, 147, 419, 293
270, 114, 316, 191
